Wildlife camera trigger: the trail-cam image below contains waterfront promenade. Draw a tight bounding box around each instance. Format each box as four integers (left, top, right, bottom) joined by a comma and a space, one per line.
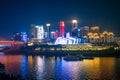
1, 44, 119, 57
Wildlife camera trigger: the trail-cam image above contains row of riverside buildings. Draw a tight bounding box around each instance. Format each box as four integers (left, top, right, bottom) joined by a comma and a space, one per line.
30, 21, 115, 44
12, 20, 120, 46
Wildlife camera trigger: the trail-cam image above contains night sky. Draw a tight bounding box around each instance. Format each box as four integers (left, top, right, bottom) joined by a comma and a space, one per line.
0, 0, 120, 39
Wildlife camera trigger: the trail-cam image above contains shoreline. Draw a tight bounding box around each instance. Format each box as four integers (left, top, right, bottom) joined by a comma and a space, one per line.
0, 45, 120, 57
1, 49, 120, 57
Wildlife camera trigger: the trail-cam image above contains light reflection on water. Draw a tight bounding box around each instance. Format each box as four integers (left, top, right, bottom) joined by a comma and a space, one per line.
0, 55, 120, 80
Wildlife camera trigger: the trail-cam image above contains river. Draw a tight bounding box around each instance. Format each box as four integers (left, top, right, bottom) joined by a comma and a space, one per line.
0, 53, 120, 80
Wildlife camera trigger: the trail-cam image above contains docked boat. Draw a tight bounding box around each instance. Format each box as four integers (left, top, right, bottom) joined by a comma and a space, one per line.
83, 56, 94, 59
76, 55, 94, 60
63, 54, 84, 61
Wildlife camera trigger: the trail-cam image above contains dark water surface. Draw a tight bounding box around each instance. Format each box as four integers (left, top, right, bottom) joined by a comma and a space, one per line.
0, 54, 120, 80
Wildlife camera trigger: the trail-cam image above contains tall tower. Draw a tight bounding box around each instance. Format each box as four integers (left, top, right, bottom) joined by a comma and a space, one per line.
46, 24, 50, 39
72, 20, 78, 31
72, 20, 78, 37
30, 24, 36, 39
60, 21, 65, 37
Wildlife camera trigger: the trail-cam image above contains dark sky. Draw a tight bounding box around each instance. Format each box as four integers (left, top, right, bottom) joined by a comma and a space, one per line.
0, 0, 120, 38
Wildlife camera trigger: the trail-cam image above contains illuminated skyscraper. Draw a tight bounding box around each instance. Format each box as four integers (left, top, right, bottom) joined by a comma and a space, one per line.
46, 24, 50, 39
55, 30, 59, 39
30, 25, 44, 39
30, 24, 36, 38
21, 32, 28, 42
71, 20, 78, 37
72, 20, 78, 31
50, 31, 55, 39
60, 21, 65, 36
35, 25, 44, 39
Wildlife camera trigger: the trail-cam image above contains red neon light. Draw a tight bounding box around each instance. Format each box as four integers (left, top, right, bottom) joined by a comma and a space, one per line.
60, 21, 65, 36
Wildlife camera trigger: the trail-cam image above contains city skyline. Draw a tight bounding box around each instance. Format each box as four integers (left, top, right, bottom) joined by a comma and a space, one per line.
0, 0, 120, 38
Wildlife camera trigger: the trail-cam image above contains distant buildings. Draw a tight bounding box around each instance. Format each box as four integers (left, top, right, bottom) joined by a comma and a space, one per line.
13, 32, 28, 42
80, 26, 89, 38
21, 32, 28, 42
13, 32, 21, 41
28, 20, 116, 45
90, 26, 99, 33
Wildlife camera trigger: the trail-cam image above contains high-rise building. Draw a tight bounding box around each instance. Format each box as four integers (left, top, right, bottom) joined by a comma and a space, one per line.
72, 20, 78, 31
71, 20, 78, 37
60, 21, 65, 37
13, 32, 21, 41
55, 30, 59, 39
90, 26, 99, 33
30, 25, 44, 39
80, 26, 89, 38
44, 31, 47, 39
50, 31, 55, 39
30, 24, 36, 38
21, 32, 28, 42
46, 24, 50, 39
35, 25, 44, 39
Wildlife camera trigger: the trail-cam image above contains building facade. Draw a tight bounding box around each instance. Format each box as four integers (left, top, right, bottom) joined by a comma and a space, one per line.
60, 21, 65, 37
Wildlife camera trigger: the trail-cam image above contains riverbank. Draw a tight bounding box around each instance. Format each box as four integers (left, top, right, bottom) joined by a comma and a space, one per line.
2, 48, 120, 57
1, 45, 120, 57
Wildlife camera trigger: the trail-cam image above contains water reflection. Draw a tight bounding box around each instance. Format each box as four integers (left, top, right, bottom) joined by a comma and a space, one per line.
21, 56, 29, 78
0, 55, 120, 80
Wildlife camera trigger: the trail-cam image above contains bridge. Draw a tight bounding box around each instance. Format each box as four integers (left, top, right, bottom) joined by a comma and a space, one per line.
0, 41, 24, 52
0, 41, 24, 45
0, 41, 24, 49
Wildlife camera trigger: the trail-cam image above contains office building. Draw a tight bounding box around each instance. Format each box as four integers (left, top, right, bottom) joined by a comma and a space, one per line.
71, 20, 78, 37
60, 21, 65, 37
21, 32, 28, 42
30, 25, 44, 42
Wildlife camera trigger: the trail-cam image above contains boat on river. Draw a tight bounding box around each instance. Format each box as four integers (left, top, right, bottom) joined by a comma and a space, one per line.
63, 54, 84, 61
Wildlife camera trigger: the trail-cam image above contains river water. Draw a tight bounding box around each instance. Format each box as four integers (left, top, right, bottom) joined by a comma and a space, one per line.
0, 53, 120, 80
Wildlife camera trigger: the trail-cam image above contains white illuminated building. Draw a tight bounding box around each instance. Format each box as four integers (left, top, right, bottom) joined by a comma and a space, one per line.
30, 25, 44, 42
35, 25, 44, 39
55, 32, 82, 45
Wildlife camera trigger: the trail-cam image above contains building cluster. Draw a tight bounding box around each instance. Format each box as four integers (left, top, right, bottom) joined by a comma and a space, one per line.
12, 19, 118, 45
12, 32, 28, 43
79, 26, 114, 44
30, 20, 115, 45
30, 21, 66, 43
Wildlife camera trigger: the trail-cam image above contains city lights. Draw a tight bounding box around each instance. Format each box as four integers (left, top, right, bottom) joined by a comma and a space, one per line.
46, 23, 50, 27
0, 1, 120, 80
72, 20, 78, 24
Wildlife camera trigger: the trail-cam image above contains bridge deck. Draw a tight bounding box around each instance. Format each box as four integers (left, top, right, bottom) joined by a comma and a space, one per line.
0, 41, 24, 45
